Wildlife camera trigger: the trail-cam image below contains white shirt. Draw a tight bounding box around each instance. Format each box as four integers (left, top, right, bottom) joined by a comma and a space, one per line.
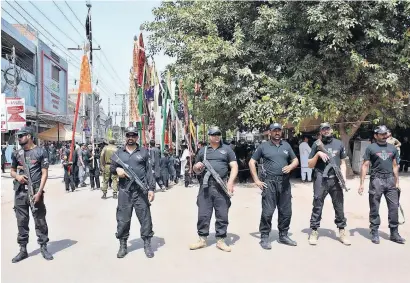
299, 141, 311, 165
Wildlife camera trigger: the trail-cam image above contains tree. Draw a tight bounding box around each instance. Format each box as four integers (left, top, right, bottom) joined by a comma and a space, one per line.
143, 1, 410, 156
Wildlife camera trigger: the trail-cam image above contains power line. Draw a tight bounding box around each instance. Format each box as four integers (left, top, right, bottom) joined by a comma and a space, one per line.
52, 0, 85, 41
28, 1, 80, 47
64, 1, 86, 31
3, 2, 82, 69
13, 2, 118, 96
64, 0, 128, 91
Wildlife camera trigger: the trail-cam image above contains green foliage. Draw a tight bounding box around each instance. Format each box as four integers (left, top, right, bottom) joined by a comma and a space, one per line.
143, 1, 410, 134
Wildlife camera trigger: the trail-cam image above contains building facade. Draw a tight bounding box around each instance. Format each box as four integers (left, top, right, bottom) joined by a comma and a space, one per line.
1, 19, 70, 144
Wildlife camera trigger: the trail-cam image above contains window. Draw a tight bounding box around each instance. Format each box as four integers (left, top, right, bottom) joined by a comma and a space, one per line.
52, 64, 60, 82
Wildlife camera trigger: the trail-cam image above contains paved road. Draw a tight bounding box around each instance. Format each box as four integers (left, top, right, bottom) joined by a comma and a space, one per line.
1, 165, 410, 283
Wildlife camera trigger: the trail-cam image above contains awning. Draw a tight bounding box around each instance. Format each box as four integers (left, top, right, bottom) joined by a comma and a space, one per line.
37, 123, 82, 142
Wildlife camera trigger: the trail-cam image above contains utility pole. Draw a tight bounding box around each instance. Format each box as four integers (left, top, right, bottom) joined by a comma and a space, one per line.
115, 93, 128, 129
67, 4, 100, 146
12, 46, 17, 98
108, 97, 110, 117
12, 46, 19, 148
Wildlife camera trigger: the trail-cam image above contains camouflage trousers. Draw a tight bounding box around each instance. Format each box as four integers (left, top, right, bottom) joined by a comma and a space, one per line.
102, 164, 118, 193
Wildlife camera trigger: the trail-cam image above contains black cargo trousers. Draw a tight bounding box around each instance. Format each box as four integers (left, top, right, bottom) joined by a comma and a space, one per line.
63, 169, 75, 191
197, 179, 231, 238
368, 173, 399, 230
310, 170, 347, 229
116, 184, 154, 241
13, 183, 49, 245
259, 176, 292, 238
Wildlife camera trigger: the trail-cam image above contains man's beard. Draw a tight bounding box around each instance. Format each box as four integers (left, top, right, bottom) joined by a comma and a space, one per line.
127, 139, 136, 145
377, 138, 387, 144
271, 135, 281, 141
19, 140, 28, 146
322, 134, 333, 143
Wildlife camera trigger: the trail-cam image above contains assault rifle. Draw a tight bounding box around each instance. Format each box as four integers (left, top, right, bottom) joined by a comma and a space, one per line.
316, 140, 350, 192
201, 147, 232, 199
398, 188, 405, 225
18, 150, 38, 213
112, 152, 148, 192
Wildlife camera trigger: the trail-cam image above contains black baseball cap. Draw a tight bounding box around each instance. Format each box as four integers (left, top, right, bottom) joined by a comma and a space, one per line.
16, 126, 34, 136
374, 125, 389, 134
208, 126, 221, 135
125, 127, 139, 135
269, 123, 283, 130
320, 122, 331, 130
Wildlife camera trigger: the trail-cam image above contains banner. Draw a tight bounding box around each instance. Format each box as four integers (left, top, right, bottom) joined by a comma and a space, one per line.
1, 94, 7, 132
78, 55, 92, 94
5, 97, 26, 130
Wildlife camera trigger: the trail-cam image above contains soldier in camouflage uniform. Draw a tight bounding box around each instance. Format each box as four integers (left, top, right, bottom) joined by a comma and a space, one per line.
100, 140, 118, 199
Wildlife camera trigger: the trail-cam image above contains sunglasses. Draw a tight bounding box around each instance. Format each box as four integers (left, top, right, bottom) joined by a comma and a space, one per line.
17, 134, 28, 138
210, 133, 221, 136
126, 134, 138, 138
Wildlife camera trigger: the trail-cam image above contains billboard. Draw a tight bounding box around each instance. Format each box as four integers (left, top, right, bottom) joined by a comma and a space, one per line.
5, 97, 26, 130
1, 94, 7, 132
41, 51, 67, 115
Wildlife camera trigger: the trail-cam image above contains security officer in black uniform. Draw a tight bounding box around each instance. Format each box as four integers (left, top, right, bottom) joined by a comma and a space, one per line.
359, 125, 405, 244
249, 123, 299, 249
190, 126, 238, 252
307, 122, 350, 246
149, 139, 165, 191
10, 126, 53, 262
110, 127, 156, 258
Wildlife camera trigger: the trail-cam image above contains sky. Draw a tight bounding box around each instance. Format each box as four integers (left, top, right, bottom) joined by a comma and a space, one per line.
1, 0, 174, 120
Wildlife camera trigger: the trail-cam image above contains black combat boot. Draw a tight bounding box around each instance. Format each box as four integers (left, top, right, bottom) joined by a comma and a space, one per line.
11, 245, 28, 263
278, 231, 297, 246
101, 192, 107, 199
370, 230, 380, 244
113, 192, 118, 199
259, 237, 272, 250
143, 238, 154, 258
117, 239, 128, 258
390, 228, 406, 244
40, 244, 54, 260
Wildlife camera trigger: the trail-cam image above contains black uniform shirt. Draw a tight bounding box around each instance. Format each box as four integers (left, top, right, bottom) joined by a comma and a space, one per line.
110, 145, 155, 191
12, 146, 49, 184
195, 143, 236, 179
149, 147, 161, 178
251, 140, 297, 176
309, 138, 347, 173
363, 143, 398, 175
160, 155, 170, 174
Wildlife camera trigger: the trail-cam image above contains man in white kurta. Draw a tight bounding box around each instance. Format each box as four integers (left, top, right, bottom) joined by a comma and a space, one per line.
299, 137, 312, 182
180, 145, 190, 180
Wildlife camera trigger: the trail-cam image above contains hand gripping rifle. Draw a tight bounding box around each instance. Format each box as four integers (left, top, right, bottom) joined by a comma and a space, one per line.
112, 152, 149, 192
18, 150, 38, 213
201, 147, 232, 199
315, 140, 350, 192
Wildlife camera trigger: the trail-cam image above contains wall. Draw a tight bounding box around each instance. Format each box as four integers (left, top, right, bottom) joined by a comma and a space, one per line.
37, 40, 68, 116
1, 58, 36, 108
1, 19, 37, 112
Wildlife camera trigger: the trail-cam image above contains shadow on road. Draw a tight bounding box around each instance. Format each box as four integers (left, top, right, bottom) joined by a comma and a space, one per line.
207, 233, 240, 245
128, 236, 165, 253
301, 228, 339, 241
249, 230, 293, 243
349, 227, 390, 240
28, 239, 78, 256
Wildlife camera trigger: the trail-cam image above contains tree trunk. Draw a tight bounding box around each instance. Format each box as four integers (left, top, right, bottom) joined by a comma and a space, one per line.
338, 110, 370, 177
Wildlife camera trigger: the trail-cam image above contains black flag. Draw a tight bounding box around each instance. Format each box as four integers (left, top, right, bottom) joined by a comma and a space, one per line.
85, 6, 92, 65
